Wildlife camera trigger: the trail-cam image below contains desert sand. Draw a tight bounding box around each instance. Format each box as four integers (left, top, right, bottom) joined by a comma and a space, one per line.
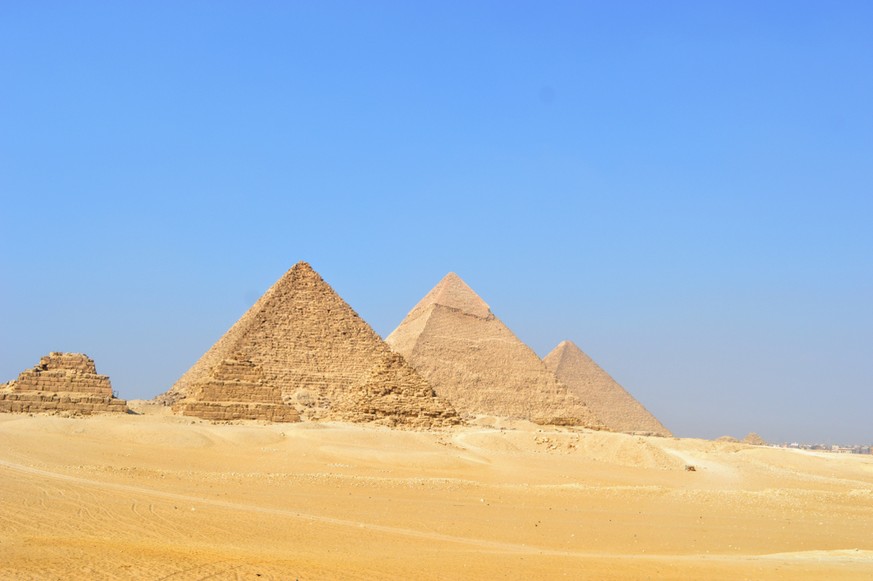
1, 406, 872, 580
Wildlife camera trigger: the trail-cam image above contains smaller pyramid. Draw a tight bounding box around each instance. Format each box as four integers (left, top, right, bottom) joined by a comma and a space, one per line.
0, 353, 129, 415
387, 273, 603, 428
329, 352, 460, 428
742, 432, 767, 446
173, 354, 299, 422
544, 341, 671, 437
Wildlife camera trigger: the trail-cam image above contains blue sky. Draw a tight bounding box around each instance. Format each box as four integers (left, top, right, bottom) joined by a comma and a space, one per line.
2, 1, 871, 443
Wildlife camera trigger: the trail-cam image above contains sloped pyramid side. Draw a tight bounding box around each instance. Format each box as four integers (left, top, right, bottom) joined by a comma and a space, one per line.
158, 262, 456, 427
386, 274, 604, 428
328, 352, 460, 428
543, 341, 671, 436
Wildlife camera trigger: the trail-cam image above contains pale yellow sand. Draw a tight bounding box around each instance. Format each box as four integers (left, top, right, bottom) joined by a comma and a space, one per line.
1, 406, 871, 580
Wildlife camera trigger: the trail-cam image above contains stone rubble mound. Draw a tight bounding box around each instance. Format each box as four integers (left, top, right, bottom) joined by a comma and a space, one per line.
386, 273, 604, 428
543, 340, 671, 437
159, 262, 457, 428
0, 353, 128, 415
329, 352, 461, 428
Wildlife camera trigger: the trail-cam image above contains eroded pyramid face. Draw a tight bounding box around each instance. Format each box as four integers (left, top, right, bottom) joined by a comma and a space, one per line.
386, 273, 603, 429
160, 262, 457, 427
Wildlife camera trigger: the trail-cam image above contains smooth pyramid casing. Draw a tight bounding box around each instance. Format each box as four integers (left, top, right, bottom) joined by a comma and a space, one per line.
544, 340, 671, 436
159, 262, 458, 426
386, 273, 604, 428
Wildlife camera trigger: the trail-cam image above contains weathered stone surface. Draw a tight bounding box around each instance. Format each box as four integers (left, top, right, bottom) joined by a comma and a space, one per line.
0, 353, 128, 415
329, 352, 461, 428
543, 340, 671, 437
173, 355, 300, 422
159, 262, 457, 428
386, 273, 603, 428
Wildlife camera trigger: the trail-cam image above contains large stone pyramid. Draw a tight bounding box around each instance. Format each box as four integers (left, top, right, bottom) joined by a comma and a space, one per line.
386, 273, 604, 428
160, 262, 458, 427
543, 340, 671, 436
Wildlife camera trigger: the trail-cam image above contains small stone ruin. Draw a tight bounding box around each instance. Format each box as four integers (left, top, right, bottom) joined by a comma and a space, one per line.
172, 354, 300, 422
0, 352, 129, 415
328, 352, 460, 428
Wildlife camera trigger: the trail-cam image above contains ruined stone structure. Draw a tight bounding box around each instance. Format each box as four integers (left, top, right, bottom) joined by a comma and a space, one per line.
329, 352, 460, 428
543, 341, 671, 437
0, 353, 128, 415
174, 354, 299, 422
386, 273, 604, 428
159, 262, 458, 427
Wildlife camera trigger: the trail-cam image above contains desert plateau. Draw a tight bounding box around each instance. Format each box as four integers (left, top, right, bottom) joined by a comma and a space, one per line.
1, 405, 872, 580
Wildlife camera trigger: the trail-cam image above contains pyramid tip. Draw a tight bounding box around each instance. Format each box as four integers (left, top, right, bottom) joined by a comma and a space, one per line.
400, 271, 492, 320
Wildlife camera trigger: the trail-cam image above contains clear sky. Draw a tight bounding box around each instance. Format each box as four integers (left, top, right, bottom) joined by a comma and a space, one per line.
2, 2, 871, 444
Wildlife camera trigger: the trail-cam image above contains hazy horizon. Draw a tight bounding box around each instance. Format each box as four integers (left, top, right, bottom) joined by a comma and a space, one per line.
2, 2, 871, 444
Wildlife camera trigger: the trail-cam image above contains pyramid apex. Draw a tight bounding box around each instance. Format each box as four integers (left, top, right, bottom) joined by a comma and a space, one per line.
412, 271, 492, 320
291, 261, 316, 272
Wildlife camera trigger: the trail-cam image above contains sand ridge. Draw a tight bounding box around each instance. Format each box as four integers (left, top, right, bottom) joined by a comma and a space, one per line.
2, 412, 871, 580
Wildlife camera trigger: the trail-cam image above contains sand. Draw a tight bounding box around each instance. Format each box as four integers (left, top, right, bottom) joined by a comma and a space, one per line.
1, 407, 872, 580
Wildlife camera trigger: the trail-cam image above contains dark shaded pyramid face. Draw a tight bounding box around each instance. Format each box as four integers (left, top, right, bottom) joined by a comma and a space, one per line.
159, 262, 457, 427
386, 273, 604, 429
543, 341, 671, 437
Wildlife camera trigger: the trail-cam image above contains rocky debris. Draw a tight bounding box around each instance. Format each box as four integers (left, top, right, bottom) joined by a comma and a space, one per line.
0, 353, 128, 415
173, 355, 299, 422
543, 340, 671, 437
742, 432, 767, 446
386, 272, 604, 429
158, 262, 457, 428
717, 435, 740, 443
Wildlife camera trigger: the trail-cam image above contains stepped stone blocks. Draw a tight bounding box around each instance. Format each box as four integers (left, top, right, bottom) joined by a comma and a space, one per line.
159, 261, 457, 428
0, 353, 129, 415
543, 341, 671, 437
173, 355, 299, 422
386, 273, 604, 428
329, 352, 461, 428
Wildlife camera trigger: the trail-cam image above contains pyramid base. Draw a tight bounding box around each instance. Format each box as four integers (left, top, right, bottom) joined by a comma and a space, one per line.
0, 390, 129, 415
175, 401, 300, 423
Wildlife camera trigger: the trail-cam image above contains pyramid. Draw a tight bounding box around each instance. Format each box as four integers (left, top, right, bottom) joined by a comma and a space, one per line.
0, 353, 129, 415
174, 354, 299, 422
386, 273, 604, 428
329, 352, 460, 428
159, 262, 458, 427
742, 432, 767, 446
543, 340, 671, 436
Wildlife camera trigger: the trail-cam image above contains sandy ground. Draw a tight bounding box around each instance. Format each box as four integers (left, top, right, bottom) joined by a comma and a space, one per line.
1, 405, 872, 580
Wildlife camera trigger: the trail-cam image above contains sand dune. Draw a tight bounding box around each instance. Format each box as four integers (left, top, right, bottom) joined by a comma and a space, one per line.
1, 411, 872, 579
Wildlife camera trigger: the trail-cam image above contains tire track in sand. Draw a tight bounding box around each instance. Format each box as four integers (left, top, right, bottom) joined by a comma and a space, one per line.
0, 458, 567, 556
